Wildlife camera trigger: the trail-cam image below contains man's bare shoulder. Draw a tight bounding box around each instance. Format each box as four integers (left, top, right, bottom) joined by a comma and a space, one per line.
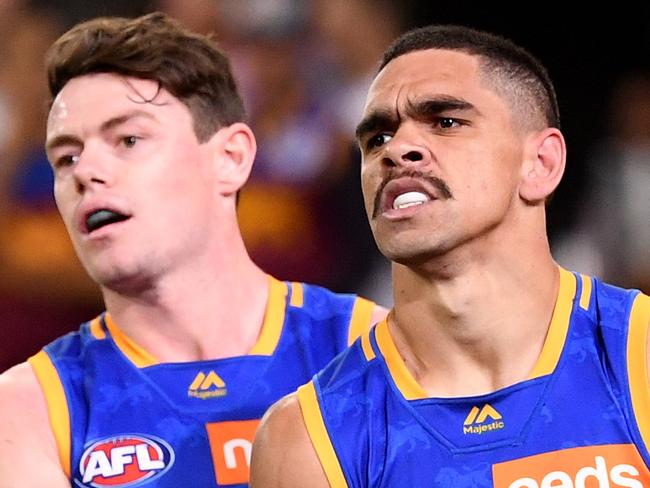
0, 362, 69, 486
250, 392, 330, 488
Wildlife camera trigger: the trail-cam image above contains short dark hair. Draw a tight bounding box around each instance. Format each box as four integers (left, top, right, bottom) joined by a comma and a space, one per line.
379, 25, 560, 130
45, 12, 246, 142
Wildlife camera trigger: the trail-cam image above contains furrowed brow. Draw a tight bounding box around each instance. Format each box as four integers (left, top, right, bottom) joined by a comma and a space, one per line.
405, 97, 476, 121
355, 110, 398, 142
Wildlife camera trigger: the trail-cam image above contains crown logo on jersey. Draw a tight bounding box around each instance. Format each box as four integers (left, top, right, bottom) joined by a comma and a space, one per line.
188, 371, 228, 399
463, 403, 505, 435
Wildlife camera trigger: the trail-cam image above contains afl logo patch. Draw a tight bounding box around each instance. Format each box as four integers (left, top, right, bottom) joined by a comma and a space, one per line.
76, 434, 175, 487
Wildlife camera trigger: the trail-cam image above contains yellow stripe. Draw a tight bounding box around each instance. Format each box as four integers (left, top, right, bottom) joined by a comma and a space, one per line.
249, 276, 288, 355
27, 351, 71, 477
89, 316, 106, 339
528, 267, 576, 379
347, 297, 375, 346
375, 318, 427, 400
290, 282, 304, 307
361, 330, 376, 361
297, 382, 348, 488
627, 293, 650, 448
579, 274, 592, 310
105, 314, 158, 367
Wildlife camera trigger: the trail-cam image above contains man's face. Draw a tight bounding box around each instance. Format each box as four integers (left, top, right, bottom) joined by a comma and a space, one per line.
357, 49, 528, 265
46, 73, 219, 291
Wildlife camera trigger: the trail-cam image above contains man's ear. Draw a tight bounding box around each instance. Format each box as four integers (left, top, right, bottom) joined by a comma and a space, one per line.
519, 128, 566, 204
208, 122, 257, 195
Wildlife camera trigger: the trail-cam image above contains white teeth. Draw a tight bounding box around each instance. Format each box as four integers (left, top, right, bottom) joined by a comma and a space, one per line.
392, 191, 430, 210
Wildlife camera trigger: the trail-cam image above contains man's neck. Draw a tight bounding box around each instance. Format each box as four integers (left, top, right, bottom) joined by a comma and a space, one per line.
101, 250, 269, 363
389, 254, 560, 398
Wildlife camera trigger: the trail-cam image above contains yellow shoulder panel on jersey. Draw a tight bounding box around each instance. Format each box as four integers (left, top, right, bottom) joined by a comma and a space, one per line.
361, 329, 376, 361
375, 318, 427, 400
28, 350, 71, 477
105, 314, 159, 367
249, 276, 288, 356
347, 297, 375, 346
579, 274, 593, 310
290, 282, 304, 307
89, 316, 106, 339
527, 267, 576, 380
297, 382, 348, 488
627, 292, 650, 448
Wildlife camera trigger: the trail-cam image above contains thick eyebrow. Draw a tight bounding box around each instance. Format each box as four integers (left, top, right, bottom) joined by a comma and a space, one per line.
355, 109, 399, 142
46, 109, 157, 155
405, 96, 477, 122
355, 96, 478, 142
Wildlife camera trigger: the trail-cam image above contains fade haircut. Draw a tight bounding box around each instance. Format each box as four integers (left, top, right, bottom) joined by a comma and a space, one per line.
379, 25, 560, 130
45, 12, 246, 142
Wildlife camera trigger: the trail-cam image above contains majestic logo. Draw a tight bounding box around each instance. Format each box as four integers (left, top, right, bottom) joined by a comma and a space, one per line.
188, 370, 227, 399
77, 434, 174, 487
492, 444, 649, 488
206, 419, 260, 485
463, 404, 505, 435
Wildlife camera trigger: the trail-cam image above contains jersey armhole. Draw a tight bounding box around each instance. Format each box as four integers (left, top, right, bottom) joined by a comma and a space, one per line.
627, 293, 650, 450
27, 350, 71, 478
297, 382, 349, 488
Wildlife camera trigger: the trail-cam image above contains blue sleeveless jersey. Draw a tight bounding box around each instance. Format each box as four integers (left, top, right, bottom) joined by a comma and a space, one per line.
28, 277, 377, 487
299, 268, 650, 487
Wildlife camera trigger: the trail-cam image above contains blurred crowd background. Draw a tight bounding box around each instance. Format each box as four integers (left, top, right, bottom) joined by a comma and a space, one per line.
1, 0, 648, 371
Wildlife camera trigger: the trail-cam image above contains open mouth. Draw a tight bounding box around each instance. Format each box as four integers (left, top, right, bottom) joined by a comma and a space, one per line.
86, 209, 130, 233
374, 173, 453, 218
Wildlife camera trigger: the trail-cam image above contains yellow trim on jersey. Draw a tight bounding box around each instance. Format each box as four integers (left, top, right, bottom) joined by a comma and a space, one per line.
297, 382, 348, 488
347, 297, 375, 346
361, 330, 376, 361
627, 293, 650, 449
579, 274, 592, 310
105, 314, 159, 367
27, 350, 71, 477
249, 276, 288, 356
527, 267, 577, 380
375, 318, 428, 400
290, 282, 304, 307
89, 316, 106, 339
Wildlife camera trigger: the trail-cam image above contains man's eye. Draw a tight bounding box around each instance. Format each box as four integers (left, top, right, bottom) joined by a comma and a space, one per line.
122, 135, 138, 147
56, 154, 79, 168
367, 133, 392, 150
438, 117, 459, 129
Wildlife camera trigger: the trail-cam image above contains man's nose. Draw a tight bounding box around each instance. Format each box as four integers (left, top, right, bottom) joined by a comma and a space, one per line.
72, 144, 110, 193
382, 128, 431, 169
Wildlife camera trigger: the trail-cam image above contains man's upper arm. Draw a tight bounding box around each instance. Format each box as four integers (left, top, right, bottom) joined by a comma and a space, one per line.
250, 393, 331, 488
0, 362, 69, 487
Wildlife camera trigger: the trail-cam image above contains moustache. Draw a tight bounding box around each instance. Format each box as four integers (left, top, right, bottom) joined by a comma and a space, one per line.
372, 170, 453, 218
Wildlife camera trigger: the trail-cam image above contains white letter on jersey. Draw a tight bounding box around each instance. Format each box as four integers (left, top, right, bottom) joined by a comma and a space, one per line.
109, 446, 136, 475
610, 463, 642, 488
509, 478, 538, 488
82, 451, 113, 483
223, 438, 252, 469
540, 471, 573, 488
135, 444, 165, 470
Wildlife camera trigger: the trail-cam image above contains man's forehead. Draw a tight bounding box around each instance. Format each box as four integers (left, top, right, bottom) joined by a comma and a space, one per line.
48, 73, 173, 127
364, 49, 481, 111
